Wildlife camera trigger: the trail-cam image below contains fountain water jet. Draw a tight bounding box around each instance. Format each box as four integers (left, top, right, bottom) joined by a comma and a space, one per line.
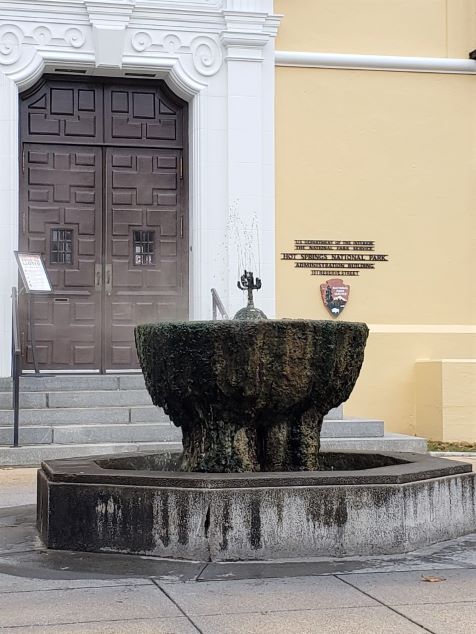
233, 270, 267, 321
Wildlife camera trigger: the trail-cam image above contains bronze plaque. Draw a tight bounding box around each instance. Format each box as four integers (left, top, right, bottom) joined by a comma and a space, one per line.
320, 278, 350, 317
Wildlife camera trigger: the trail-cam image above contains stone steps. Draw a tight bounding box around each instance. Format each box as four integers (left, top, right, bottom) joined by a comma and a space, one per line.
0, 374, 174, 448
0, 419, 382, 445
321, 433, 427, 453
321, 419, 383, 438
48, 389, 153, 408
0, 433, 428, 466
0, 422, 182, 445
0, 405, 166, 425
0, 389, 154, 410
0, 374, 145, 392
0, 374, 426, 462
0, 441, 181, 466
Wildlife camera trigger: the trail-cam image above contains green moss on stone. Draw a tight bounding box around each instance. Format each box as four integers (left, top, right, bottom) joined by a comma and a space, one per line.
135, 320, 369, 473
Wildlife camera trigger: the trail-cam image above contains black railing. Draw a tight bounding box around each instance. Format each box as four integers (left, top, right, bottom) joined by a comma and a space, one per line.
11, 287, 21, 447
211, 288, 229, 320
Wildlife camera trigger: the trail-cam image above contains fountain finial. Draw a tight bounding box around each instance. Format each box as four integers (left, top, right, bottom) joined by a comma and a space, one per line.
234, 270, 267, 320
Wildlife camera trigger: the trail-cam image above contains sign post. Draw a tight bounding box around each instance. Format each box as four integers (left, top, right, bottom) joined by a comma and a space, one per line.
14, 253, 52, 374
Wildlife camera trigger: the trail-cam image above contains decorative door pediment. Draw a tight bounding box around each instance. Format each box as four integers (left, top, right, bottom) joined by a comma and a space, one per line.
0, 0, 279, 85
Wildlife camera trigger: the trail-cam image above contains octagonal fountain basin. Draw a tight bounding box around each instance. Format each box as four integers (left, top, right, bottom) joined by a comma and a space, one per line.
37, 451, 476, 561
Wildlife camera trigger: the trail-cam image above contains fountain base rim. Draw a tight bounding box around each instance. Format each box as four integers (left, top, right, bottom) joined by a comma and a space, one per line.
40, 450, 471, 488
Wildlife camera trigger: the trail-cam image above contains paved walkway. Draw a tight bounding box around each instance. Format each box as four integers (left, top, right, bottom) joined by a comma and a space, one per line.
0, 468, 37, 508
0, 463, 475, 633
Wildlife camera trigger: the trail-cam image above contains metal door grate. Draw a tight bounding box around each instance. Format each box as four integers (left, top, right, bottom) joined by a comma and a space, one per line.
51, 228, 73, 264
133, 230, 155, 265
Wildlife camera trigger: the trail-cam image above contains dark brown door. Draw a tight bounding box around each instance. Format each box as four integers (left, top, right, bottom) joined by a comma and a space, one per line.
20, 144, 103, 369
105, 147, 186, 369
19, 76, 188, 371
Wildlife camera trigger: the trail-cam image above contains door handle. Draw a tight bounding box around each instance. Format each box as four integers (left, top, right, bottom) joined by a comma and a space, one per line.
21, 331, 26, 359
95, 264, 102, 291
105, 264, 112, 296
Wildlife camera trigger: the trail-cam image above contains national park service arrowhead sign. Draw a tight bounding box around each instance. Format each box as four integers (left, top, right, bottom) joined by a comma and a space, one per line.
320, 278, 350, 317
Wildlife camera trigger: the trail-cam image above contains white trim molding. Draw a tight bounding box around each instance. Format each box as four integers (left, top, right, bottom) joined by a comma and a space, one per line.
275, 51, 476, 75
0, 0, 281, 375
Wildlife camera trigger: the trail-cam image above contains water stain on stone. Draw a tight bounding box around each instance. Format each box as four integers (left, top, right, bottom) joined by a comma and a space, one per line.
159, 491, 170, 547
306, 492, 348, 529
177, 495, 189, 545
333, 497, 348, 527
275, 493, 284, 526
219, 498, 231, 552
204, 505, 211, 539
249, 496, 262, 550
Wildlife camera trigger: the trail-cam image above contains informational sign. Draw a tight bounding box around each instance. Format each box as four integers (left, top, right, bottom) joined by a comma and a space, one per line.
320, 278, 350, 317
15, 252, 52, 293
281, 240, 389, 277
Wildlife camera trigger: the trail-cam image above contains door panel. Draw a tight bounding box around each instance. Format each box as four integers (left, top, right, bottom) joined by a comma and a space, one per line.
20, 80, 103, 145
105, 147, 187, 369
104, 84, 183, 148
19, 77, 188, 371
20, 144, 102, 369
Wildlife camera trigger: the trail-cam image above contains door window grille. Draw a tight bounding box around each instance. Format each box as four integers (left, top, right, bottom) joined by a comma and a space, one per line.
51, 228, 73, 265
133, 230, 155, 265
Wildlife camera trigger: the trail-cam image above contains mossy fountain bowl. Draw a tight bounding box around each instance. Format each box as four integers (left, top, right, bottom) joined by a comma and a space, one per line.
134, 319, 369, 473
37, 319, 476, 560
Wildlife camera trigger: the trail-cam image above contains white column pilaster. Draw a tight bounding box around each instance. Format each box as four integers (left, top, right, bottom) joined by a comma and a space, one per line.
221, 13, 277, 318
0, 72, 19, 376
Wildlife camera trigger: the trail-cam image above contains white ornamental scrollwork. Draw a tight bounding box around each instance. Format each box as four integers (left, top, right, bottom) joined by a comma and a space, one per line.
131, 31, 152, 53
64, 27, 85, 49
191, 36, 222, 76
163, 34, 181, 54
33, 26, 52, 46
0, 25, 23, 66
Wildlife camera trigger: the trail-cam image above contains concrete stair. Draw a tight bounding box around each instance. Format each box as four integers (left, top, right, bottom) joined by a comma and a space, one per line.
0, 374, 426, 465
0, 374, 182, 447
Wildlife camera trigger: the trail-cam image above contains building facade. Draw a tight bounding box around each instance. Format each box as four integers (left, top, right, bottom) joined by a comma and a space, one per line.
0, 0, 475, 440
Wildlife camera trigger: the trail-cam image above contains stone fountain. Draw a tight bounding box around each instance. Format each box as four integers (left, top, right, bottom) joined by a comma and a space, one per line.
135, 318, 367, 474
37, 274, 476, 560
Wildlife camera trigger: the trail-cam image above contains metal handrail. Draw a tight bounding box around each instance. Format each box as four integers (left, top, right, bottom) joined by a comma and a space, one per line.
211, 288, 229, 320
11, 287, 21, 447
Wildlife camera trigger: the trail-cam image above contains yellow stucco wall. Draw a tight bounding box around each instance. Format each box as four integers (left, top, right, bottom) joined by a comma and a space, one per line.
275, 5, 476, 437
275, 0, 476, 58
416, 360, 476, 440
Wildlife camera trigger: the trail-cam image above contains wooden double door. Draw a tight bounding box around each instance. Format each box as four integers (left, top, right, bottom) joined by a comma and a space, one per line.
19, 77, 188, 371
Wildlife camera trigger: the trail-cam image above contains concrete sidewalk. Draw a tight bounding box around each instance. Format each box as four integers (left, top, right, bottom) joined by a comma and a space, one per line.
0, 467, 475, 633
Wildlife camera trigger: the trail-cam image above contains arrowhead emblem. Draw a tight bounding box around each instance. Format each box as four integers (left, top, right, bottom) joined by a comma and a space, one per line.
320, 278, 350, 318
